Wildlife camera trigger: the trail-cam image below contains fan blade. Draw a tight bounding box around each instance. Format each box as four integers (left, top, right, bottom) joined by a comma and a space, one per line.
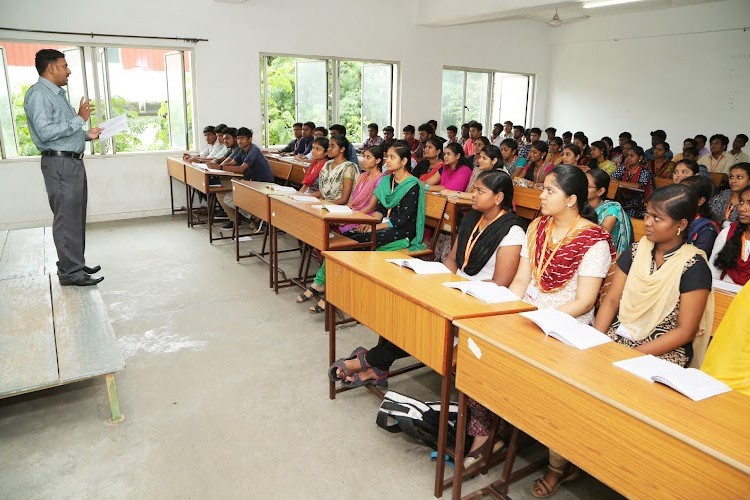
560, 15, 590, 24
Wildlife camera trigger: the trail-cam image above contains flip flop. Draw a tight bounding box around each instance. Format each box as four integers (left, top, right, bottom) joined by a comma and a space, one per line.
309, 299, 326, 314
296, 286, 324, 303
531, 464, 581, 498
341, 366, 388, 388
328, 347, 367, 381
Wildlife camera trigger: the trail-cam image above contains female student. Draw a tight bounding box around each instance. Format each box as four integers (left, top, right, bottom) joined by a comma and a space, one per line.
545, 137, 563, 167
573, 134, 591, 167
314, 134, 358, 204
709, 185, 750, 285
560, 144, 582, 168
672, 158, 700, 185
412, 138, 444, 184
587, 168, 633, 255
298, 137, 329, 194
588, 140, 616, 175
444, 145, 503, 200
499, 138, 526, 175
515, 141, 552, 184
427, 142, 473, 194
502, 164, 614, 498
611, 146, 654, 218
650, 141, 676, 179
680, 175, 719, 258
708, 162, 750, 228
306, 141, 426, 313
329, 169, 524, 388
595, 184, 713, 367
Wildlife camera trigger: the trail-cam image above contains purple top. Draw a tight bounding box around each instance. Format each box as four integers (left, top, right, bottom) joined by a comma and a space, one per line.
439, 164, 473, 192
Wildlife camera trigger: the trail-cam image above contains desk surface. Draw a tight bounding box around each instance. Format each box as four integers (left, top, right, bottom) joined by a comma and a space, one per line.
323, 251, 535, 321
269, 194, 377, 224
266, 153, 310, 167
454, 314, 750, 484
232, 179, 281, 193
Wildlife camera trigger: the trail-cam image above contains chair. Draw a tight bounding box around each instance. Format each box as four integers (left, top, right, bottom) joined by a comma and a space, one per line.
270, 160, 293, 186
630, 217, 646, 242
403, 193, 448, 260
513, 185, 542, 221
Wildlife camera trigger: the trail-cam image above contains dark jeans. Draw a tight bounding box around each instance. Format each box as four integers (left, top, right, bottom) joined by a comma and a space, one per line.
366, 336, 408, 371
40, 156, 88, 281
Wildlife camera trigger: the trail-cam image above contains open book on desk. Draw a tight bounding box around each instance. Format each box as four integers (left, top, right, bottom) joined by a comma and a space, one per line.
443, 281, 521, 304
267, 185, 297, 193
385, 259, 452, 275
191, 162, 229, 175
520, 309, 612, 350
613, 355, 731, 401
312, 204, 353, 214
288, 195, 319, 203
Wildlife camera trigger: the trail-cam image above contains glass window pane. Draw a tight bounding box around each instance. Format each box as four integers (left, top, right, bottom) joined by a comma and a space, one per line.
0, 47, 18, 158
184, 52, 193, 150
338, 60, 363, 143
295, 60, 327, 129
361, 64, 391, 139
107, 47, 172, 152
493, 73, 530, 128
265, 56, 296, 147
165, 51, 187, 150
93, 47, 111, 154
465, 71, 489, 128
441, 69, 464, 137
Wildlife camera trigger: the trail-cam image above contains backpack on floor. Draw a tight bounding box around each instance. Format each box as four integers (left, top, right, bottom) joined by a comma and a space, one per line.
375, 390, 462, 451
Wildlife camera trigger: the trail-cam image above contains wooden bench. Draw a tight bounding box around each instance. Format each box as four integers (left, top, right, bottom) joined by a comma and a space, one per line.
0, 228, 125, 423
654, 177, 673, 189
710, 172, 728, 189
631, 217, 646, 242
403, 193, 447, 260
513, 185, 542, 221
270, 160, 293, 186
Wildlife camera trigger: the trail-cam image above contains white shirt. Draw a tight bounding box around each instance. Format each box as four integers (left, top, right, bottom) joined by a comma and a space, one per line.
709, 226, 750, 283
457, 225, 525, 281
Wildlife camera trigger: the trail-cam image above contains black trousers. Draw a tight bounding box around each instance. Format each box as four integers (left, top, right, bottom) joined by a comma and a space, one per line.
365, 336, 408, 371
40, 155, 88, 281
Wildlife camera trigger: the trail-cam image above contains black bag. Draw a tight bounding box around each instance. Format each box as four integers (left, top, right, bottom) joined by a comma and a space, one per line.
376, 390, 464, 451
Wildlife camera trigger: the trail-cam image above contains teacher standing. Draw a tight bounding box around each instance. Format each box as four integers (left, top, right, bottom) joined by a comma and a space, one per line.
24, 49, 103, 286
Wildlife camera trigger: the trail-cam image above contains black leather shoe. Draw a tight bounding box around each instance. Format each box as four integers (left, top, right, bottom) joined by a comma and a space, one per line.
60, 275, 104, 286
83, 265, 101, 274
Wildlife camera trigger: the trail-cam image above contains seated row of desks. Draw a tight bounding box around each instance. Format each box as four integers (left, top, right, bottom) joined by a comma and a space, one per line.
323, 251, 750, 499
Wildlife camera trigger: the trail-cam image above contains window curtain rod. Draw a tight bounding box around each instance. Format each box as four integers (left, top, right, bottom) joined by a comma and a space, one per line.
0, 27, 207, 43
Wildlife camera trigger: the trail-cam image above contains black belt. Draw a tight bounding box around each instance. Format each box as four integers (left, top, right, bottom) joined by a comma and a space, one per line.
42, 150, 84, 160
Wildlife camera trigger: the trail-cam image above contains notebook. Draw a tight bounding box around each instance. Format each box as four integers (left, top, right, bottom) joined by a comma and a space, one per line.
385, 259, 452, 275
519, 309, 612, 350
288, 195, 319, 202
311, 204, 353, 214
442, 281, 521, 304
267, 185, 297, 193
613, 355, 731, 401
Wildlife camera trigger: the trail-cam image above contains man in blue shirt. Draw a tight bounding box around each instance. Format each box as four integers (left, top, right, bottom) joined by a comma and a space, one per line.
216, 127, 274, 229
23, 49, 104, 286
293, 121, 315, 156
645, 129, 673, 161
280, 123, 303, 153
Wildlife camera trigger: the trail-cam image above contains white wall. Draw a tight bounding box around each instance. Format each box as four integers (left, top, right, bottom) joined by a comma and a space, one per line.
546, 0, 750, 147
0, 0, 550, 229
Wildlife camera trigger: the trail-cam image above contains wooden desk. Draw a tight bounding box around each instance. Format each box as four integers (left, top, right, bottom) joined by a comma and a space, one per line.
441, 197, 473, 242
713, 287, 736, 335
184, 163, 241, 243
167, 156, 189, 219
323, 251, 536, 497
265, 154, 308, 186
268, 196, 378, 293
654, 176, 673, 189
451, 314, 750, 499
512, 185, 542, 221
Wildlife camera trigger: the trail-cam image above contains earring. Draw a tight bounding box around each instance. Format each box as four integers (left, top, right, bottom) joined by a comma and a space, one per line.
677, 227, 682, 236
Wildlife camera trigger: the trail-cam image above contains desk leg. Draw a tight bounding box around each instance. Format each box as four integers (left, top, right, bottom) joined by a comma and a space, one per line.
328, 301, 337, 400
235, 212, 240, 262
208, 192, 215, 243
272, 225, 279, 294
267, 225, 273, 289
187, 187, 193, 227
370, 222, 377, 250
435, 324, 457, 498
452, 390, 468, 500
169, 177, 175, 215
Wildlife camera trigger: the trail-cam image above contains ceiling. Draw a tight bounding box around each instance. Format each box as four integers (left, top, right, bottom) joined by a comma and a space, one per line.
416, 0, 726, 27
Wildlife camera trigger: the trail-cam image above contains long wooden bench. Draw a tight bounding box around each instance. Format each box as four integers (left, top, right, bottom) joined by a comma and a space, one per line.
0, 228, 125, 423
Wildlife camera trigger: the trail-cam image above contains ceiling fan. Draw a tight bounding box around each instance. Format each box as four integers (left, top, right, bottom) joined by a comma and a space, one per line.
527, 9, 590, 27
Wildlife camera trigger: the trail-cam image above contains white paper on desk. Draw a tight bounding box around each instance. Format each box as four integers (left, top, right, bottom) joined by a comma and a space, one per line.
712, 279, 741, 294
320, 204, 353, 214
289, 195, 318, 202
268, 185, 297, 193
98, 114, 129, 140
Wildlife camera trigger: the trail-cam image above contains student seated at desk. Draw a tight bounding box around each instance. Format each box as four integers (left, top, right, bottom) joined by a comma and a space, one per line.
305, 141, 425, 314
469, 165, 614, 492
594, 184, 713, 368
708, 162, 750, 228
411, 138, 445, 184
329, 124, 359, 166
311, 134, 358, 204
514, 141, 552, 184
611, 145, 654, 218
215, 127, 274, 230
291, 121, 315, 156
328, 169, 523, 387
709, 185, 750, 286
672, 158, 700, 184
442, 145, 503, 201
298, 137, 329, 195
359, 122, 383, 152
680, 175, 719, 258
183, 124, 218, 162
427, 142, 473, 194
499, 138, 526, 176
207, 127, 239, 168
279, 122, 303, 153
587, 168, 633, 256
295, 127, 327, 163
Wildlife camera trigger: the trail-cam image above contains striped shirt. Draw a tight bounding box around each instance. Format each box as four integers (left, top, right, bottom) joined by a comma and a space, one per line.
24, 77, 87, 154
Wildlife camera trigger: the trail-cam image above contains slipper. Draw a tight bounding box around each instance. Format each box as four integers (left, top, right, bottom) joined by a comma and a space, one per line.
341, 366, 388, 388
309, 299, 326, 314
429, 452, 454, 468
463, 439, 506, 468
296, 286, 324, 303
531, 464, 580, 498
328, 347, 367, 381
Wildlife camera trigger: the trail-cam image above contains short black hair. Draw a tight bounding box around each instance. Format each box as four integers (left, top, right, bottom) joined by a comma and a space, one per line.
545, 127, 557, 134
736, 134, 749, 144
223, 127, 238, 137
710, 134, 729, 148
512, 125, 524, 133
202, 125, 216, 134
503, 121, 513, 126
313, 126, 328, 136
418, 123, 434, 135
695, 134, 707, 142
683, 138, 697, 148
427, 120, 438, 128
293, 122, 303, 128
447, 125, 458, 133
619, 131, 632, 140
383, 126, 394, 133
469, 122, 483, 132
402, 125, 415, 134
214, 124, 227, 134
330, 124, 346, 135
530, 127, 542, 135
303, 121, 316, 129
35, 49, 65, 75
236, 127, 253, 138
367, 123, 379, 132
562, 131, 572, 138
650, 129, 667, 140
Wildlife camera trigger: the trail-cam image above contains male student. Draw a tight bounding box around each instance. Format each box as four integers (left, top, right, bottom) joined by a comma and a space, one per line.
216, 127, 274, 229
427, 120, 446, 143
645, 129, 673, 161
562, 131, 573, 147
519, 127, 542, 158
280, 122, 303, 153
698, 133, 734, 173
329, 124, 359, 166
459, 123, 470, 145
414, 123, 434, 160
403, 125, 419, 154
501, 121, 514, 140
695, 134, 710, 158
730, 134, 749, 164
297, 127, 328, 162
293, 121, 315, 155
463, 121, 482, 157
382, 126, 395, 151
490, 123, 502, 146
544, 127, 557, 144
208, 127, 239, 167
446, 125, 458, 144
185, 125, 218, 162
360, 123, 383, 152
512, 125, 525, 146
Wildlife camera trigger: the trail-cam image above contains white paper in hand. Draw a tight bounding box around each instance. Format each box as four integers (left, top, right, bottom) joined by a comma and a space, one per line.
98, 114, 129, 140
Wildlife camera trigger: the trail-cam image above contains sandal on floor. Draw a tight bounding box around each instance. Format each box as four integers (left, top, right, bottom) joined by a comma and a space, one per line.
327, 347, 367, 382
463, 439, 506, 468
296, 286, 324, 303
341, 366, 389, 388
531, 464, 581, 498
309, 299, 326, 314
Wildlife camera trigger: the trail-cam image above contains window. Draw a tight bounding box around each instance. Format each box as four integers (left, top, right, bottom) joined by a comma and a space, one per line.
440, 68, 533, 137
260, 55, 397, 146
0, 41, 194, 159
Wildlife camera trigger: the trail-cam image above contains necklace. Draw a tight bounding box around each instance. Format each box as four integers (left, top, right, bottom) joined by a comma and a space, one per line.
462, 210, 506, 271
533, 216, 581, 285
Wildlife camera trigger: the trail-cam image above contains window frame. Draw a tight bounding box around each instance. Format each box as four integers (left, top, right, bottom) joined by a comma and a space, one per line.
0, 38, 196, 160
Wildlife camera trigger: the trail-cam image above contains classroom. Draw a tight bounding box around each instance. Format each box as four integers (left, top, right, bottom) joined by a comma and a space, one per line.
1, 1, 749, 498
